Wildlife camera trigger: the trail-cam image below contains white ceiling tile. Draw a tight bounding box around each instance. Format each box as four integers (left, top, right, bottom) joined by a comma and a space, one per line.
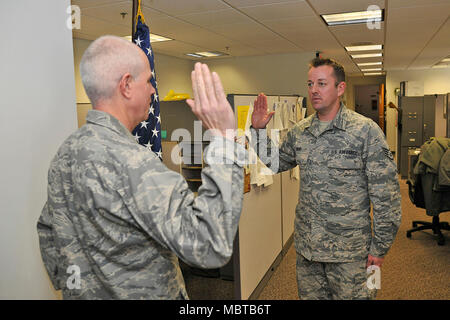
389, 0, 450, 9
75, 14, 130, 39
239, 1, 314, 20
176, 9, 250, 27
79, 1, 133, 28
329, 22, 385, 46
223, 0, 306, 8
72, 0, 128, 9
141, 0, 229, 16
308, 0, 385, 14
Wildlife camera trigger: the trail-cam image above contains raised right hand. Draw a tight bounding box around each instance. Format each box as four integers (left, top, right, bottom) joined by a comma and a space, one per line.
186, 62, 236, 140
251, 93, 274, 129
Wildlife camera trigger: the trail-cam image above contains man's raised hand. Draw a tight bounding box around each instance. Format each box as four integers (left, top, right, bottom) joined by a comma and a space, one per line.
251, 93, 274, 129
186, 62, 236, 140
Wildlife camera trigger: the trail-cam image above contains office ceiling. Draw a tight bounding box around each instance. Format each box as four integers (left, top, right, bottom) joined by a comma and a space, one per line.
71, 0, 450, 76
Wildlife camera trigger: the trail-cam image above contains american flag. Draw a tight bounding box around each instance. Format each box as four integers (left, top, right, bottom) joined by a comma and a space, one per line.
132, 15, 162, 160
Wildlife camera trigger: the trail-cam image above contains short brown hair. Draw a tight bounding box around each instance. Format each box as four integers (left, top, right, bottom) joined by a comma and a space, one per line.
309, 57, 346, 84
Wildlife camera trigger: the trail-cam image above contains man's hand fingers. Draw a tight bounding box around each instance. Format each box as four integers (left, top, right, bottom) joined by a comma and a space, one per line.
194, 63, 209, 112
201, 64, 217, 108
212, 71, 227, 103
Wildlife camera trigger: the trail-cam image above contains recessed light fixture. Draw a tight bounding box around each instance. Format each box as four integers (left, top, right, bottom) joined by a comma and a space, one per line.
196, 51, 226, 57
351, 53, 383, 59
364, 72, 384, 76
361, 68, 382, 72
322, 9, 383, 26
345, 44, 383, 52
432, 64, 448, 69
185, 51, 227, 58
357, 61, 383, 66
124, 34, 173, 43
185, 53, 203, 58
149, 34, 173, 42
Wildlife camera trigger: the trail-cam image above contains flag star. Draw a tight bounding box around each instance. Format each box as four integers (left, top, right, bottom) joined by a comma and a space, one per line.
135, 36, 143, 47
156, 115, 161, 124
140, 120, 149, 129
149, 105, 155, 115
146, 47, 152, 56
134, 132, 141, 142
144, 142, 153, 150
151, 69, 156, 79
156, 149, 162, 158
152, 128, 159, 137
154, 93, 159, 102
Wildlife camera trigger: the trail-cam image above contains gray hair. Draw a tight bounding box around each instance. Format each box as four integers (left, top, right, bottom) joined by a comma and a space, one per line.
80, 35, 146, 106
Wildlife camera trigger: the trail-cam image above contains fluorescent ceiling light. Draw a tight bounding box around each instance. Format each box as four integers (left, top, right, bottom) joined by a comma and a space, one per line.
123, 34, 173, 43
441, 58, 450, 62
432, 64, 448, 69
361, 68, 382, 72
195, 51, 225, 57
150, 34, 172, 42
357, 61, 383, 66
345, 44, 383, 52
322, 9, 383, 26
364, 72, 383, 76
186, 53, 203, 58
186, 51, 227, 58
352, 53, 383, 59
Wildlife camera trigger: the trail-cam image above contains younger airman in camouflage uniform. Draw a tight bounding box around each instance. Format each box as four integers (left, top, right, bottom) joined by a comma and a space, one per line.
251, 58, 401, 299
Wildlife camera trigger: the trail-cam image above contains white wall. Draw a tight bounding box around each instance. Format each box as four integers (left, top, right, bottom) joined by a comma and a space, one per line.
207, 52, 313, 104
386, 68, 450, 154
0, 0, 77, 299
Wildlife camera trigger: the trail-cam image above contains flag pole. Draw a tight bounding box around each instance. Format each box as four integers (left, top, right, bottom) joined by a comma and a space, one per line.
132, 0, 138, 37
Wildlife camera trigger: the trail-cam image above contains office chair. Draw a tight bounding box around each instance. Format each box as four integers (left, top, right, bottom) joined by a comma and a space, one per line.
406, 139, 450, 246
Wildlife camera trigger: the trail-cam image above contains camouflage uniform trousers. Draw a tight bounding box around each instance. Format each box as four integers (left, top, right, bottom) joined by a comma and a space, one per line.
296, 253, 377, 300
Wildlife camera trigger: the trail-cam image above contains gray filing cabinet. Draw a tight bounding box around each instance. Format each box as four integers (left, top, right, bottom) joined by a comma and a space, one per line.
399, 95, 436, 178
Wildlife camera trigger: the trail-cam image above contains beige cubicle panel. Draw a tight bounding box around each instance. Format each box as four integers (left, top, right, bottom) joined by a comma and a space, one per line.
280, 170, 299, 246
237, 174, 283, 300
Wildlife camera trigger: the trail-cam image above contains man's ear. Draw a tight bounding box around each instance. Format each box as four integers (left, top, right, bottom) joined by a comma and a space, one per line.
118, 73, 133, 99
337, 81, 346, 97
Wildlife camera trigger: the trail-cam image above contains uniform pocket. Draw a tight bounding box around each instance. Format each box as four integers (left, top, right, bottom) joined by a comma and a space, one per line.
327, 154, 363, 176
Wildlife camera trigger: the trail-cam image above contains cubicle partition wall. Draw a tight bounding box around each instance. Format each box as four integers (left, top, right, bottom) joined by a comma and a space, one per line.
227, 94, 303, 299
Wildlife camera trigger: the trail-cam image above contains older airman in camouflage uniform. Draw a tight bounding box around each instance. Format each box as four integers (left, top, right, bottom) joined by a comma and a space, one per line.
251, 58, 401, 299
37, 35, 245, 299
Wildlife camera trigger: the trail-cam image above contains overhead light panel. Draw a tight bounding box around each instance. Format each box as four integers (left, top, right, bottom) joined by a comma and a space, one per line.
124, 34, 173, 43
186, 53, 203, 58
361, 68, 382, 72
322, 9, 383, 26
345, 44, 383, 52
351, 53, 383, 59
196, 51, 226, 57
364, 72, 383, 76
357, 61, 383, 66
432, 64, 448, 69
440, 58, 450, 62
185, 51, 227, 58
150, 34, 173, 42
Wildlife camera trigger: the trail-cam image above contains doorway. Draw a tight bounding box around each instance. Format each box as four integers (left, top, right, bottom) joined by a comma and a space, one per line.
355, 84, 380, 124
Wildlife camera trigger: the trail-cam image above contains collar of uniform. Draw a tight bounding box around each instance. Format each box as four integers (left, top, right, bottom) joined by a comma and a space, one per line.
86, 109, 136, 143
305, 102, 348, 133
